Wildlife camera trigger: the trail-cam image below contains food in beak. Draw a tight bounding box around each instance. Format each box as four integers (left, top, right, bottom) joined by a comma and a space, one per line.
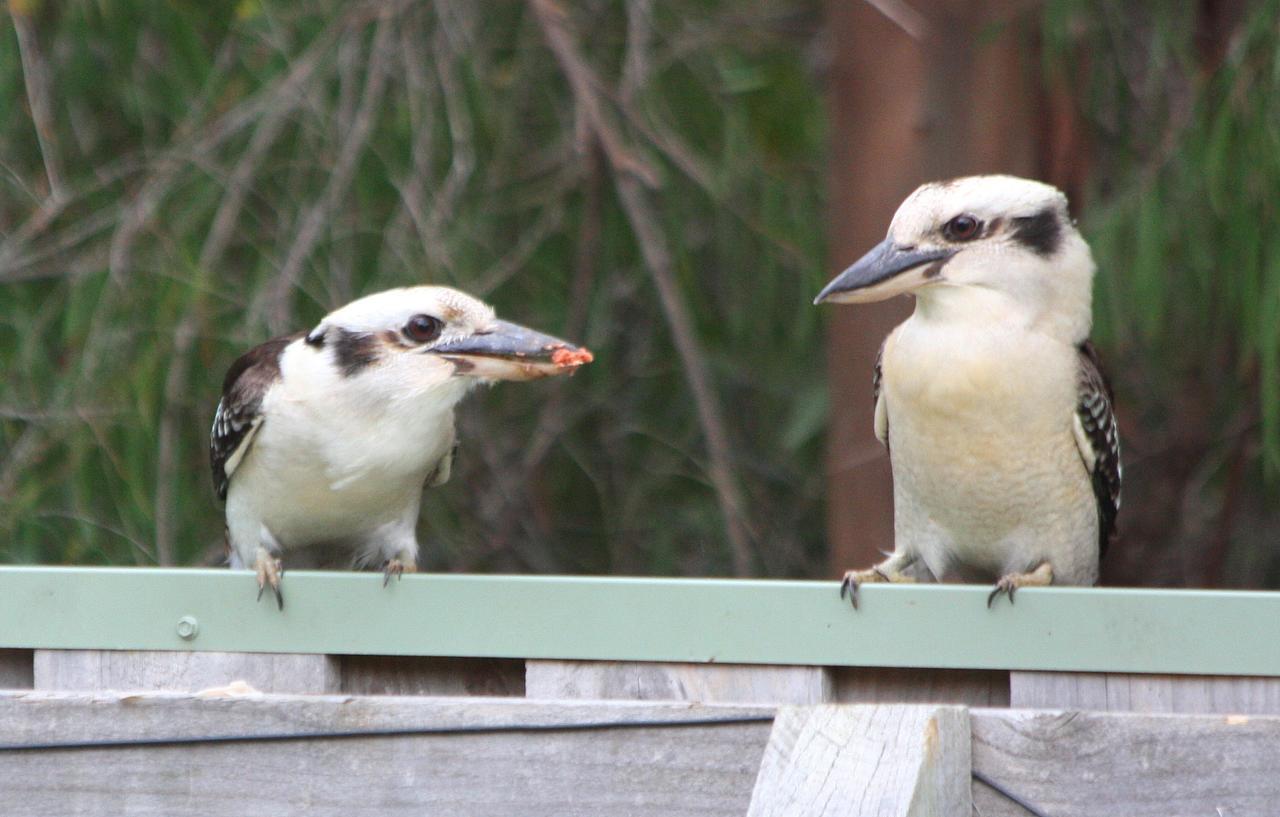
431, 319, 593, 381
551, 347, 594, 367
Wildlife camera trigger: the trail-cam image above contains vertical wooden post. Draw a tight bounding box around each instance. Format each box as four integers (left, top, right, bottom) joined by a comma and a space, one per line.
748, 704, 972, 816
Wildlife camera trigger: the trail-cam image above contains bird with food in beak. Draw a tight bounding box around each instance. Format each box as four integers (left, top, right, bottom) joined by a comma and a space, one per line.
210, 286, 593, 608
815, 175, 1120, 608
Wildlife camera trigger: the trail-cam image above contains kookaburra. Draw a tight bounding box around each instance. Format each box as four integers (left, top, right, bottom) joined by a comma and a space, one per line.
210, 286, 592, 608
814, 176, 1120, 607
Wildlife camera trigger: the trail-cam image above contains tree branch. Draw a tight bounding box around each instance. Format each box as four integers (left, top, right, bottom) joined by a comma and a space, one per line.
530, 0, 754, 574
10, 1, 67, 201
265, 13, 396, 331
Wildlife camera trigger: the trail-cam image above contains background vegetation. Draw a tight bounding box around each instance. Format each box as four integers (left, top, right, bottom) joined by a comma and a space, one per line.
1046, 0, 1280, 585
1, 0, 1277, 585
0, 0, 828, 574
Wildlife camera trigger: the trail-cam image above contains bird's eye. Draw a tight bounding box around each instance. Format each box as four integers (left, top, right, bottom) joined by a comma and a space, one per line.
403, 314, 444, 344
943, 214, 982, 242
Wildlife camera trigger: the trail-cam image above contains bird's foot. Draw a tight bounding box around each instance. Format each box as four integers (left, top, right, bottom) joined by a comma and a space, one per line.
987, 563, 1053, 608
253, 551, 285, 611
840, 567, 913, 610
382, 559, 418, 588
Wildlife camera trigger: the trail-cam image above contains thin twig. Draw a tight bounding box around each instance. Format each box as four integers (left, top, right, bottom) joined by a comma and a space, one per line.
34, 512, 156, 566
266, 13, 397, 331
419, 1, 478, 280
327, 32, 369, 304
0, 427, 49, 504
530, 0, 754, 574
0, 156, 144, 277
612, 105, 812, 270
380, 7, 441, 278
152, 315, 200, 567
0, 207, 120, 283
861, 0, 930, 41
620, 0, 653, 104
10, 1, 68, 200
473, 200, 568, 296
485, 142, 605, 554
198, 37, 327, 272
0, 405, 119, 422
529, 0, 660, 188
613, 176, 754, 574
106, 38, 239, 285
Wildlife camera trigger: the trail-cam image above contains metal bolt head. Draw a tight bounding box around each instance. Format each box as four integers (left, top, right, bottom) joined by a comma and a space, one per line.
176, 615, 199, 641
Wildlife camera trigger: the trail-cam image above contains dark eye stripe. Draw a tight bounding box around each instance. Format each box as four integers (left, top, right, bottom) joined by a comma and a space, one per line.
1010, 209, 1062, 256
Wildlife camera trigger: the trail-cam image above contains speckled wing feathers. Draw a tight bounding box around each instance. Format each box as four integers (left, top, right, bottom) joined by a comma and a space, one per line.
210, 332, 301, 500
1075, 340, 1121, 556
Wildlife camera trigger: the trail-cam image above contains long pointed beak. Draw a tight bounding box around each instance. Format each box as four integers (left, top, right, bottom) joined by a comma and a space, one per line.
814, 239, 956, 305
431, 319, 593, 381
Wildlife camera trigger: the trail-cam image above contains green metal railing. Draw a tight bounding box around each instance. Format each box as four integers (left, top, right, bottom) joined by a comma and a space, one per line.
0, 567, 1276, 676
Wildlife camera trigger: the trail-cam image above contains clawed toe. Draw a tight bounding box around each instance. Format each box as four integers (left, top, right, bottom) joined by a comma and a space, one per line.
839, 569, 882, 610
839, 573, 857, 607
382, 559, 417, 588
254, 555, 284, 611
988, 563, 1053, 609
987, 578, 1017, 608
839, 564, 915, 610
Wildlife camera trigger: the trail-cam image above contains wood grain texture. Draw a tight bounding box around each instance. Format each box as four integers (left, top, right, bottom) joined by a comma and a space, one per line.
0, 691, 773, 817
34, 650, 340, 694
341, 656, 524, 696
526, 660, 833, 704
0, 650, 32, 689
1011, 671, 1280, 714
747, 704, 971, 817
971, 708, 1280, 816
834, 667, 1009, 707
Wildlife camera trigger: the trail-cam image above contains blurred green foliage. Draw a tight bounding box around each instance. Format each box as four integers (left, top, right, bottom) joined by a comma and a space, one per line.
1044, 0, 1280, 584
1050, 0, 1280, 471
2, 0, 1277, 582
0, 0, 828, 573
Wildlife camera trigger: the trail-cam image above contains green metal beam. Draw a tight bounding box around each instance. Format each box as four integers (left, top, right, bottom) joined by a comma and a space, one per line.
0, 567, 1276, 676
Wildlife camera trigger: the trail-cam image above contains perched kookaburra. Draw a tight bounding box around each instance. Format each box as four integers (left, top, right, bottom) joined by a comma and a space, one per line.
210, 286, 592, 608
814, 176, 1120, 607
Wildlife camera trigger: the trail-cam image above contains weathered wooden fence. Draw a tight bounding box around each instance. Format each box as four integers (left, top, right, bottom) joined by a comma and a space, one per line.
2, 568, 1279, 815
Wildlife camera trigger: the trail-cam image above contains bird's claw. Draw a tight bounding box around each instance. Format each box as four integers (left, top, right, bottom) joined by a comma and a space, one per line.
381, 559, 417, 587
987, 579, 1017, 608
254, 555, 285, 611
988, 563, 1052, 609
839, 574, 856, 607
839, 568, 887, 610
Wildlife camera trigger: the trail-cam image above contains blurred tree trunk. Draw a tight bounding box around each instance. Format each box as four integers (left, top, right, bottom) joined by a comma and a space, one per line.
823, 1, 1042, 576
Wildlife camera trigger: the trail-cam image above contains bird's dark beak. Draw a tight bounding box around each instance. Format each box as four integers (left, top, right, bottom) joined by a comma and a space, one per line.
431, 319, 593, 381
814, 239, 957, 305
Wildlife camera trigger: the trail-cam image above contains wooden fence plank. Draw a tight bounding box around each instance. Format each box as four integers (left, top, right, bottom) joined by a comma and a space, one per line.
0, 650, 32, 690
340, 656, 524, 696
1010, 671, 1280, 714
526, 660, 833, 704
971, 708, 1280, 816
0, 691, 772, 817
747, 704, 971, 817
34, 650, 340, 694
